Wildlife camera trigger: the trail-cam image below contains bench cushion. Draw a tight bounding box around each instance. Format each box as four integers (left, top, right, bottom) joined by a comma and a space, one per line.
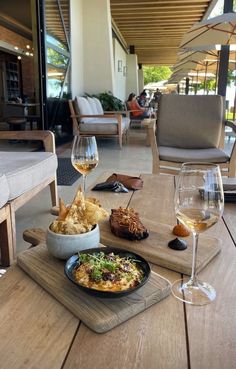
0, 173, 9, 208
0, 152, 58, 200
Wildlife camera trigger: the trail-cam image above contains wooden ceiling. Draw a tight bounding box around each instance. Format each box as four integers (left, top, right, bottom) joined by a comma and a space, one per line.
110, 0, 214, 66
0, 0, 215, 67
45, 0, 70, 49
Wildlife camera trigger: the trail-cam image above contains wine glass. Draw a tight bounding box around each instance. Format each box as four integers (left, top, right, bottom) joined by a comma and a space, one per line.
71, 136, 99, 194
171, 162, 224, 305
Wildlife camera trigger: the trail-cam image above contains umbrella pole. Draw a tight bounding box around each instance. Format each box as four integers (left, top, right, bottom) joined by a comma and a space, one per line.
215, 57, 219, 94
233, 90, 236, 120
195, 70, 198, 95
233, 54, 236, 120
204, 61, 208, 94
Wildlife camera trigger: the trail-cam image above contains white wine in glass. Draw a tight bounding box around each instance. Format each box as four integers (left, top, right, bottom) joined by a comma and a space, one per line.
71, 136, 99, 194
171, 162, 224, 305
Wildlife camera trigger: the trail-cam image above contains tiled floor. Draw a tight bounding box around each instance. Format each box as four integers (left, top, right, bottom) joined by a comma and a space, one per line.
1, 126, 235, 256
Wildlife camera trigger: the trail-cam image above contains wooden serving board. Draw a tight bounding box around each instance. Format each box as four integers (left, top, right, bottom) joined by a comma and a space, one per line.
100, 218, 221, 276
17, 244, 171, 334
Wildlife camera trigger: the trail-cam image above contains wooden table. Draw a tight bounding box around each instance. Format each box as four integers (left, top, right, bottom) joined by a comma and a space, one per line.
141, 118, 156, 147
5, 102, 41, 130
1, 173, 236, 369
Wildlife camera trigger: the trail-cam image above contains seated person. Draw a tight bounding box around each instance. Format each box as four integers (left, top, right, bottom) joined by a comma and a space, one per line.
127, 93, 150, 119
137, 90, 148, 107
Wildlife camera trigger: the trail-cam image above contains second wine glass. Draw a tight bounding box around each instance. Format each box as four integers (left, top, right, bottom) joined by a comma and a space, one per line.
71, 136, 99, 194
171, 162, 224, 305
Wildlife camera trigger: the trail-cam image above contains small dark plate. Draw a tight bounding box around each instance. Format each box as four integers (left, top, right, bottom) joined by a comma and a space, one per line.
64, 247, 151, 298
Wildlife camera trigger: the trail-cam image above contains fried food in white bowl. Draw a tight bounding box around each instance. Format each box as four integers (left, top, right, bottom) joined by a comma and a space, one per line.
46, 189, 108, 259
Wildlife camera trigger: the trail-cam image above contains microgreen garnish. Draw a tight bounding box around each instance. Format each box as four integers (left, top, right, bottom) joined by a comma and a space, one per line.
77, 251, 144, 284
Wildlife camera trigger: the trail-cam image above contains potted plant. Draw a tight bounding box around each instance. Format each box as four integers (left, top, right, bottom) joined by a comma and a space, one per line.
91, 91, 124, 111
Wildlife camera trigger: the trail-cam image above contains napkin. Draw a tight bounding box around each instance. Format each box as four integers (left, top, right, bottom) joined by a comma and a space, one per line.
105, 173, 143, 190
92, 181, 129, 193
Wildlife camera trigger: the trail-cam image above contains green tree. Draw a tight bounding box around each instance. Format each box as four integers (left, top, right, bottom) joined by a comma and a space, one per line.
143, 66, 172, 85
198, 78, 216, 94
197, 70, 236, 94
47, 48, 68, 66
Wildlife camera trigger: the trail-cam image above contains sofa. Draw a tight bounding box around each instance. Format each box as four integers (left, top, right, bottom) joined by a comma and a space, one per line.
69, 96, 130, 148
0, 130, 58, 266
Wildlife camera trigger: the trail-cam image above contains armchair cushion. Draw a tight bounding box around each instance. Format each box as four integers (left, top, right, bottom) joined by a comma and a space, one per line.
159, 146, 230, 163
0, 152, 58, 200
93, 97, 104, 114
75, 97, 93, 122
87, 97, 98, 114
0, 173, 9, 208
80, 117, 129, 133
157, 95, 223, 149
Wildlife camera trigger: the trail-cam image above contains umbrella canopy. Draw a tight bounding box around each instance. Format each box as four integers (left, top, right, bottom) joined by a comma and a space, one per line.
177, 49, 219, 64
173, 58, 236, 74
173, 60, 201, 71
168, 69, 216, 84
180, 13, 236, 49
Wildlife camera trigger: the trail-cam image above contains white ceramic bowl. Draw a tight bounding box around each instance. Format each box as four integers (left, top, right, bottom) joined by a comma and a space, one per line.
46, 224, 100, 259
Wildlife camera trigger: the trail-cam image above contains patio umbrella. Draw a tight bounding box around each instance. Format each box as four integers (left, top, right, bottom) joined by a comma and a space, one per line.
180, 13, 236, 49
177, 49, 219, 64
168, 72, 191, 83
173, 60, 201, 72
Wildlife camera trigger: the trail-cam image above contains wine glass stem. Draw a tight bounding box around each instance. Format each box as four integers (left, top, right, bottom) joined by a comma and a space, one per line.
190, 232, 199, 285
82, 174, 86, 195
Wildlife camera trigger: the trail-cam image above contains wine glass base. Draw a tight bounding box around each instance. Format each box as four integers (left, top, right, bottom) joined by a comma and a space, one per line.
171, 278, 216, 305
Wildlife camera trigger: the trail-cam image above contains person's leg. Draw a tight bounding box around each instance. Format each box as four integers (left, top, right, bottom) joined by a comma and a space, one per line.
139, 111, 150, 119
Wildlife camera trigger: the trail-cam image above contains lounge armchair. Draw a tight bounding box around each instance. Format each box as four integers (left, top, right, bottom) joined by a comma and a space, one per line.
0, 130, 58, 266
149, 94, 236, 177
69, 96, 130, 149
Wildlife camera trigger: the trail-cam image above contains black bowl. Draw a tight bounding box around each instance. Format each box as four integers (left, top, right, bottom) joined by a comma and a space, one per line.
64, 247, 151, 298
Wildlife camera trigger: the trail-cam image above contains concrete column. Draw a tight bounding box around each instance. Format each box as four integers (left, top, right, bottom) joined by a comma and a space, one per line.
138, 67, 144, 94
126, 54, 138, 98
70, 0, 84, 96
82, 0, 114, 94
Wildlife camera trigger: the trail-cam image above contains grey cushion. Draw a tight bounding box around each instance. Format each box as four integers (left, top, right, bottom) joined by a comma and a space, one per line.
0, 152, 58, 200
0, 173, 9, 208
80, 117, 129, 133
159, 146, 230, 163
157, 95, 224, 149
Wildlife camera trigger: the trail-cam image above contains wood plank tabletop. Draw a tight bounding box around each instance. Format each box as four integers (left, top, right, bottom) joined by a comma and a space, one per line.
223, 203, 236, 244
0, 173, 235, 369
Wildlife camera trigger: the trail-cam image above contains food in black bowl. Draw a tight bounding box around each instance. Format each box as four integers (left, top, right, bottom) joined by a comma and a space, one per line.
65, 247, 150, 298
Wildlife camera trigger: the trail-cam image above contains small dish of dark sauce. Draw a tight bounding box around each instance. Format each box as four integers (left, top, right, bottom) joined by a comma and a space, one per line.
168, 238, 187, 251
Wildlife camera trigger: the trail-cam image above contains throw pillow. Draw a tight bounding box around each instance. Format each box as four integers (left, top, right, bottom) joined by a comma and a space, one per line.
76, 96, 93, 116
93, 97, 104, 115
87, 96, 98, 114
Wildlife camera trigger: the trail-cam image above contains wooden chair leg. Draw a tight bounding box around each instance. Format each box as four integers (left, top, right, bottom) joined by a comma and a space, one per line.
49, 178, 59, 207
119, 134, 122, 149
0, 205, 14, 267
